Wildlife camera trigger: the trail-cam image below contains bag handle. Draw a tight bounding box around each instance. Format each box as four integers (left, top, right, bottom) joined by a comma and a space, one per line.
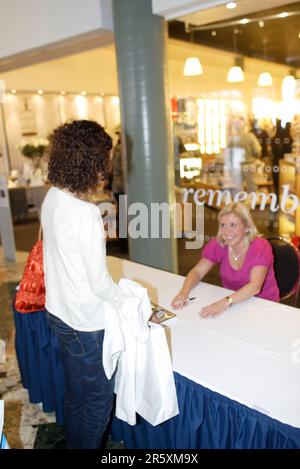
38, 224, 43, 241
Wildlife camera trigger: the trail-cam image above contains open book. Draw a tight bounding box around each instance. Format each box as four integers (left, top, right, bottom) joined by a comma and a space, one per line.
150, 302, 177, 324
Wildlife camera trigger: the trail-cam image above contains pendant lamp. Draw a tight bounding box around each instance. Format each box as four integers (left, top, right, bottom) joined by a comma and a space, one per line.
227, 30, 244, 83
183, 57, 203, 76
281, 73, 296, 100
183, 26, 203, 76
227, 57, 244, 83
257, 38, 273, 87
257, 72, 273, 87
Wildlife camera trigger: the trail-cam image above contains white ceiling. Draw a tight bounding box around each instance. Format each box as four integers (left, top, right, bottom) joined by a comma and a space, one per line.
179, 0, 300, 26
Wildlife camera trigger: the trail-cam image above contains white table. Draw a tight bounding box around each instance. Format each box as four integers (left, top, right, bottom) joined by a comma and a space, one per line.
107, 256, 300, 429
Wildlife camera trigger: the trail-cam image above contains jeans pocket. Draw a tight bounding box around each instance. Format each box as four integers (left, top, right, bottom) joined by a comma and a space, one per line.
47, 313, 85, 357
56, 329, 85, 357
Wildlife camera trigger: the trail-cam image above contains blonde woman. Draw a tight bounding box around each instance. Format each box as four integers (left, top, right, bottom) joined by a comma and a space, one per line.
172, 202, 279, 318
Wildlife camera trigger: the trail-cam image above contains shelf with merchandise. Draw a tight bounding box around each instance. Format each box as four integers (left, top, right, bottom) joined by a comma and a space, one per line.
279, 158, 300, 236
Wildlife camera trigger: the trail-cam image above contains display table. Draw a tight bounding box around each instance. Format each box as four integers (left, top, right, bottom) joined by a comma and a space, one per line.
8, 185, 50, 221
25, 185, 50, 214
107, 257, 300, 448
13, 256, 300, 447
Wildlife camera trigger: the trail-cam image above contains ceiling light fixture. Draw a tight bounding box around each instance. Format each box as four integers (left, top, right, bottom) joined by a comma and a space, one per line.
257, 38, 273, 87
282, 73, 296, 101
183, 25, 204, 76
227, 64, 244, 83
240, 18, 250, 24
183, 57, 203, 76
226, 2, 237, 9
278, 12, 289, 18
227, 31, 244, 83
257, 72, 273, 87
37, 89, 44, 95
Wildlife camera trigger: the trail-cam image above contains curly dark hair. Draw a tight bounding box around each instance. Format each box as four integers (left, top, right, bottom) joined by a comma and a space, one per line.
47, 120, 112, 194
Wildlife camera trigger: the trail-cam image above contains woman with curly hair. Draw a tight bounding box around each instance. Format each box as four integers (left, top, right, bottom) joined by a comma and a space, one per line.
41, 120, 122, 449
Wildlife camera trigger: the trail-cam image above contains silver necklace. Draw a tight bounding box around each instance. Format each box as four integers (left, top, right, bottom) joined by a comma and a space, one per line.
229, 242, 248, 261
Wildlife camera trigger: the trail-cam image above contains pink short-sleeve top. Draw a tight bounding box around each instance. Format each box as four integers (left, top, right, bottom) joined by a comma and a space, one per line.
202, 237, 280, 302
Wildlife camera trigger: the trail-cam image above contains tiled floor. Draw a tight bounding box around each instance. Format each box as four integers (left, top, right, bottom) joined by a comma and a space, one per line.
0, 207, 296, 448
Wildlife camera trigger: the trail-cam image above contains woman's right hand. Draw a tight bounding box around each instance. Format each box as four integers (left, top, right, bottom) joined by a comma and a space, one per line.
171, 292, 189, 309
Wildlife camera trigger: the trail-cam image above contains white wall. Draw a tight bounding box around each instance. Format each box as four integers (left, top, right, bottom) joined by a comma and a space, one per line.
0, 0, 113, 58
151, 0, 226, 19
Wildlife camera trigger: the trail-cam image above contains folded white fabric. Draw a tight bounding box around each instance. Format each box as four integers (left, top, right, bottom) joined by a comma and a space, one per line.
102, 278, 150, 380
102, 301, 125, 381
102, 278, 179, 426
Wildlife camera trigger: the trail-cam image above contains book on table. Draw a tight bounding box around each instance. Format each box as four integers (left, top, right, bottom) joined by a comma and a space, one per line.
150, 303, 177, 324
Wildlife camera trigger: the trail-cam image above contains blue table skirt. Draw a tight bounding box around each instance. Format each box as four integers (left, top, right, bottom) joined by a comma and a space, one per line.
13, 307, 64, 426
111, 372, 300, 449
12, 306, 300, 448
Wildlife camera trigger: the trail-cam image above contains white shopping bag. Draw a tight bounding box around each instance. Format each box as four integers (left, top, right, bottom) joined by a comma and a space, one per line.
135, 323, 179, 426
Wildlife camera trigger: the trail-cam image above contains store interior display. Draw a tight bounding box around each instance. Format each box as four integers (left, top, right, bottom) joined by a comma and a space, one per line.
0, 92, 121, 177
173, 96, 278, 208
279, 157, 300, 237
1, 7, 300, 240
291, 114, 300, 156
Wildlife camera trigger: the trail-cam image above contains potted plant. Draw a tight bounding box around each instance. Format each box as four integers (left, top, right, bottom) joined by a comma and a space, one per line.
18, 137, 49, 185
19, 137, 49, 162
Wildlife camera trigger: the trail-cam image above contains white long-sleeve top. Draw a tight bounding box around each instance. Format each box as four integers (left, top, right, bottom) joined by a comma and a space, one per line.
41, 186, 122, 331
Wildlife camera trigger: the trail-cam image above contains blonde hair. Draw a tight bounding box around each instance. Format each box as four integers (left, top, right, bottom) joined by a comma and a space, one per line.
217, 202, 258, 245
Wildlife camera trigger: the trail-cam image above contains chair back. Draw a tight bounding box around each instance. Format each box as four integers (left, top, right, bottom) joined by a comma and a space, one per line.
267, 236, 300, 305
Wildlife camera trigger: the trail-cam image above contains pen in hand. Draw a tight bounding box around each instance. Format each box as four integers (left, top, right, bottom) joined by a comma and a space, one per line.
183, 296, 196, 305
172, 295, 196, 309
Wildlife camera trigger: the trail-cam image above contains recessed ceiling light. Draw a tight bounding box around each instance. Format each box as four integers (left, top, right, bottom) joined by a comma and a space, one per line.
37, 89, 43, 95
240, 18, 250, 24
226, 2, 237, 9
278, 12, 289, 18
212, 30, 217, 36
259, 20, 264, 28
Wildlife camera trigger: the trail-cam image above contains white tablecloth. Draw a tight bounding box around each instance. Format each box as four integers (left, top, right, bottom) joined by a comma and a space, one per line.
107, 256, 300, 428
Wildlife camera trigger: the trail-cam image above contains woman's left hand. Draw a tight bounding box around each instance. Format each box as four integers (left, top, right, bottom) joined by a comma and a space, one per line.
200, 298, 228, 318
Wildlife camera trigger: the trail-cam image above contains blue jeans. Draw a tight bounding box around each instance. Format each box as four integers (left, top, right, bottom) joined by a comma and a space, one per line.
46, 311, 115, 449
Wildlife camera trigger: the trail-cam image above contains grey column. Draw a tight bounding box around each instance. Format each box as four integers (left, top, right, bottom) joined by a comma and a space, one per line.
112, 0, 178, 273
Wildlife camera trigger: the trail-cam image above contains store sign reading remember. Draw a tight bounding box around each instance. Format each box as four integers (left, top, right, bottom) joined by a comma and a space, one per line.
184, 184, 298, 213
